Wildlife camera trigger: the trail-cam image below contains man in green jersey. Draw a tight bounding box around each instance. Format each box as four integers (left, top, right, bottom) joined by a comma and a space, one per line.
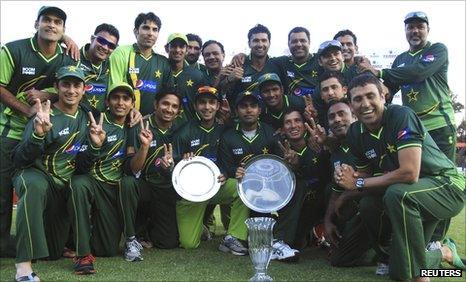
68, 82, 142, 275
333, 30, 359, 67
108, 12, 173, 116
165, 33, 207, 125
79, 23, 119, 114
12, 66, 105, 282
201, 40, 226, 88
125, 89, 181, 249
336, 74, 465, 281
173, 86, 249, 253
186, 33, 206, 72
257, 73, 305, 130
0, 5, 76, 258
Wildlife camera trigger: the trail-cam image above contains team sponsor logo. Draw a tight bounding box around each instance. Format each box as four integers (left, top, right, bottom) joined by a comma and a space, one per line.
111, 150, 124, 159
59, 127, 70, 136
135, 79, 157, 93
22, 67, 35, 75
190, 139, 200, 147
242, 76, 252, 83
128, 67, 140, 74
204, 153, 217, 162
182, 96, 189, 105
422, 54, 435, 62
84, 84, 106, 95
150, 140, 157, 147
79, 64, 92, 72
397, 127, 413, 140
286, 71, 295, 78
233, 148, 243, 155
365, 149, 377, 159
397, 63, 405, 67
65, 143, 84, 155
293, 87, 315, 97
107, 135, 117, 142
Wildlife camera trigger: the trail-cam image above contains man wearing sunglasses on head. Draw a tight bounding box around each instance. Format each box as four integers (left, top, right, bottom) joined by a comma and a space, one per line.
79, 23, 119, 114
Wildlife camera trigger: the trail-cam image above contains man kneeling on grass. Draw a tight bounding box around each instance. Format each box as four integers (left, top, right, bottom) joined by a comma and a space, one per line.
335, 74, 466, 281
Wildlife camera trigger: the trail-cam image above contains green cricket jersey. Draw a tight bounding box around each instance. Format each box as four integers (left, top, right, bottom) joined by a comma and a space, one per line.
13, 106, 94, 183
189, 61, 207, 73
291, 144, 329, 187
108, 44, 173, 116
0, 35, 76, 140
79, 44, 110, 113
347, 104, 464, 191
260, 95, 305, 130
127, 115, 176, 187
381, 42, 455, 131
79, 112, 129, 184
218, 122, 280, 178
329, 141, 358, 193
173, 119, 225, 166
272, 54, 320, 97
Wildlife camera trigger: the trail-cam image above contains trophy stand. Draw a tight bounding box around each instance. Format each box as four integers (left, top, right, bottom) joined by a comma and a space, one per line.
245, 217, 276, 282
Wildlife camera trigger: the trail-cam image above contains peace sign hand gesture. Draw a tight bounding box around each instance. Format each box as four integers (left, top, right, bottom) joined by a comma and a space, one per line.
160, 143, 174, 170
88, 112, 106, 148
33, 98, 53, 137
278, 139, 299, 169
138, 119, 153, 148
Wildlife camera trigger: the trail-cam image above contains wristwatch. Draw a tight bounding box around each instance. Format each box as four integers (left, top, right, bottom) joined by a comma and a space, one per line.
355, 178, 365, 191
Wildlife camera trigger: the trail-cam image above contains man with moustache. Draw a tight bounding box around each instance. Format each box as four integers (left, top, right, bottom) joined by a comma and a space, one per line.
186, 33, 206, 72
333, 30, 359, 67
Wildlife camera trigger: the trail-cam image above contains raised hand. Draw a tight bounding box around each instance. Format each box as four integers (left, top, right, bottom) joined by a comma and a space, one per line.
62, 34, 81, 61
33, 98, 53, 137
304, 120, 324, 153
216, 98, 231, 125
88, 112, 106, 148
303, 95, 318, 121
26, 88, 49, 105
278, 139, 299, 168
182, 152, 195, 160
235, 162, 246, 181
160, 143, 174, 170
138, 119, 153, 147
128, 108, 143, 128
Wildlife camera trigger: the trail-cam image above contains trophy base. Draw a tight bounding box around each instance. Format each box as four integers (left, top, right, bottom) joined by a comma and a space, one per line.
250, 272, 273, 282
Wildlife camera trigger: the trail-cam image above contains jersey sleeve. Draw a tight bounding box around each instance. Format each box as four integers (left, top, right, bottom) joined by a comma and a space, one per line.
12, 118, 46, 169
108, 46, 130, 88
390, 106, 425, 150
0, 46, 14, 86
381, 43, 447, 85
218, 133, 235, 178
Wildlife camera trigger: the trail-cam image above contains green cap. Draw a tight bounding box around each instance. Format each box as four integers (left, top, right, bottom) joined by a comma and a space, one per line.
257, 73, 282, 90
167, 33, 188, 45
235, 90, 260, 107
37, 6, 67, 23
107, 82, 135, 100
56, 65, 85, 82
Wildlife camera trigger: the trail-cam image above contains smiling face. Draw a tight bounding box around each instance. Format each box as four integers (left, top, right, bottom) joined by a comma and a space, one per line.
405, 20, 429, 52
202, 43, 224, 72
349, 83, 385, 131
336, 35, 358, 64
56, 77, 84, 108
89, 31, 118, 62
319, 49, 344, 71
328, 102, 354, 139
35, 14, 65, 43
260, 81, 283, 110
154, 94, 180, 123
186, 40, 201, 64
195, 96, 219, 122
107, 90, 134, 120
288, 31, 310, 62
248, 32, 270, 59
320, 77, 347, 104
283, 111, 305, 141
134, 20, 159, 50
167, 39, 187, 64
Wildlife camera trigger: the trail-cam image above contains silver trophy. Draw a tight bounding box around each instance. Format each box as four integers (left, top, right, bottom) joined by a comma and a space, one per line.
238, 155, 296, 282
245, 217, 276, 282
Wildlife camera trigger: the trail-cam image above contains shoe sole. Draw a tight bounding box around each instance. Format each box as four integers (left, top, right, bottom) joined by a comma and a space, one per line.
277, 252, 300, 263
125, 256, 143, 262
75, 268, 96, 275
218, 245, 248, 256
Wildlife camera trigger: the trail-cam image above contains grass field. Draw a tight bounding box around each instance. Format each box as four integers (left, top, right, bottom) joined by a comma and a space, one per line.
0, 207, 464, 281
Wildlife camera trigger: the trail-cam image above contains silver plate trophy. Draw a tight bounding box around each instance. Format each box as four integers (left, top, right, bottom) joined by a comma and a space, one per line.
172, 156, 221, 202
238, 154, 296, 282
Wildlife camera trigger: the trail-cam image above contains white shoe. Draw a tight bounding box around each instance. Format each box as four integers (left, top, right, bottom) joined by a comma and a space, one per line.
125, 239, 143, 262
426, 240, 442, 251
375, 262, 389, 276
271, 241, 299, 262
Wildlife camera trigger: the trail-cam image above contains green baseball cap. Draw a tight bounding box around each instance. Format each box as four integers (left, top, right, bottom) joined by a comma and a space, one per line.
404, 11, 429, 25
37, 6, 67, 23
235, 90, 260, 107
257, 73, 282, 90
107, 82, 135, 100
167, 33, 188, 45
56, 65, 85, 82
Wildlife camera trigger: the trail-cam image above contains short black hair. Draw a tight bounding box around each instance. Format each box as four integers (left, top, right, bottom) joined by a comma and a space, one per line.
288, 26, 310, 42
94, 23, 120, 42
282, 107, 305, 123
333, 29, 358, 46
201, 40, 225, 55
155, 87, 182, 105
187, 33, 202, 47
134, 12, 161, 30
347, 73, 383, 100
319, 70, 346, 89
327, 97, 350, 109
247, 24, 271, 42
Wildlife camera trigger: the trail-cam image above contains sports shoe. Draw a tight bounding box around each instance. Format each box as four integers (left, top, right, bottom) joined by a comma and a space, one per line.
312, 223, 331, 249
218, 235, 248, 256
137, 237, 153, 249
375, 262, 389, 276
73, 254, 96, 275
426, 240, 442, 251
201, 224, 213, 241
125, 239, 143, 262
271, 240, 299, 262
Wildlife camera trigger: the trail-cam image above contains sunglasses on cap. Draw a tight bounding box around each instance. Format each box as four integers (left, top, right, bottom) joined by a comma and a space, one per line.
92, 35, 117, 50
405, 11, 427, 19
197, 86, 218, 96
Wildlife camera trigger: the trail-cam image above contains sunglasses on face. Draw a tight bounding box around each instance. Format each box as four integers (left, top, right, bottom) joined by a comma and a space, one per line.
92, 35, 117, 50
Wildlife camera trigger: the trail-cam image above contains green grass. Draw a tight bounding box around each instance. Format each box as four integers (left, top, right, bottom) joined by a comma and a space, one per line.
1, 207, 464, 281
